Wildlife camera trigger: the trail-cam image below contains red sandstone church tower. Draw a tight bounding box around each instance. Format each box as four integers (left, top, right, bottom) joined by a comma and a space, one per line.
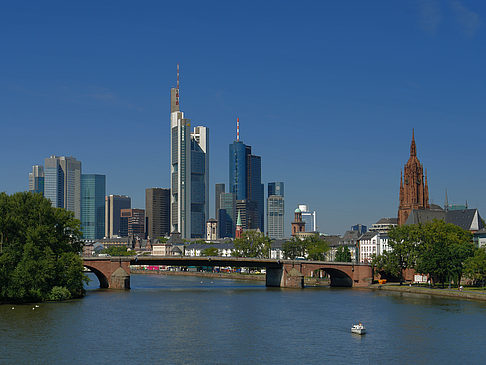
398, 130, 430, 225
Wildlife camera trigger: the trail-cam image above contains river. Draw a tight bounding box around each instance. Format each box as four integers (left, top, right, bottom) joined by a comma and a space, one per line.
1, 273, 486, 364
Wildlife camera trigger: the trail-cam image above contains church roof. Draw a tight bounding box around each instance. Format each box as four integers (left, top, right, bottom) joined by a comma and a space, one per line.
405, 208, 483, 231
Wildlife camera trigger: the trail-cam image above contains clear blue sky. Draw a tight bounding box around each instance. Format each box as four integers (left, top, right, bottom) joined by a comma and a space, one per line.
1, 1, 485, 235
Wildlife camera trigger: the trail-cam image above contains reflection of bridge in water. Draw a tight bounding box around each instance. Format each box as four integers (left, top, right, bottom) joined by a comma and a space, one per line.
83, 256, 373, 290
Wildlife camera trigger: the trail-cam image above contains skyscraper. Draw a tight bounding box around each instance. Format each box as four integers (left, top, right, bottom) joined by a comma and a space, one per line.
81, 174, 106, 240
29, 165, 44, 195
44, 156, 81, 219
229, 118, 264, 232
298, 204, 317, 232
267, 182, 284, 239
219, 192, 236, 238
145, 188, 170, 239
215, 183, 225, 219
105, 195, 131, 238
120, 208, 145, 239
170, 65, 209, 238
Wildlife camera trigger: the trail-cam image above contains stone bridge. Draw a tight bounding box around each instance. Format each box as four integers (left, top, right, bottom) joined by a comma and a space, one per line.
82, 256, 373, 290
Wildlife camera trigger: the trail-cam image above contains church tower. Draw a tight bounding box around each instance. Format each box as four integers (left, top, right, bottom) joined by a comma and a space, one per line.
398, 130, 430, 225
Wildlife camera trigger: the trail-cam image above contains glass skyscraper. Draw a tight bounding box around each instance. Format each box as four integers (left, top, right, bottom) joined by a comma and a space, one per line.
29, 165, 44, 195
218, 192, 236, 238
267, 182, 284, 239
81, 174, 106, 240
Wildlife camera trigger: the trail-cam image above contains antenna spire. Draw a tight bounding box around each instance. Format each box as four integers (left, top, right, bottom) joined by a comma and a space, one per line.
237, 117, 240, 141
177, 64, 179, 89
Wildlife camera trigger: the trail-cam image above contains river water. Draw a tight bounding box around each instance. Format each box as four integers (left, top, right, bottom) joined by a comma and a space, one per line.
1, 273, 486, 364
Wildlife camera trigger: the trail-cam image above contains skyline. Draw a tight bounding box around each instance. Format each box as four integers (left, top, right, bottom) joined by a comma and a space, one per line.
1, 1, 486, 235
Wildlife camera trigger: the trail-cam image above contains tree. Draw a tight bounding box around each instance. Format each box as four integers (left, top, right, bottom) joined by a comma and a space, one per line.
387, 224, 421, 284
202, 247, 219, 257
232, 231, 271, 258
335, 246, 352, 262
0, 192, 88, 303
371, 251, 401, 280
282, 235, 329, 261
101, 246, 136, 256
282, 237, 306, 259
464, 247, 486, 286
415, 220, 473, 287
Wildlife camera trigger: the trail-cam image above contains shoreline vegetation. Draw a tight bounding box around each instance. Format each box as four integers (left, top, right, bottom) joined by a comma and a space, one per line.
131, 269, 486, 301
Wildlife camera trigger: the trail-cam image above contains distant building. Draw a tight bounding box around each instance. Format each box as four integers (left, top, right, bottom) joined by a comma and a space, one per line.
405, 208, 484, 233
215, 183, 225, 226
105, 195, 131, 238
291, 208, 306, 236
29, 165, 44, 195
219, 192, 236, 238
81, 174, 106, 240
351, 224, 367, 235
206, 219, 218, 241
44, 155, 82, 219
267, 182, 284, 239
170, 66, 209, 239
145, 188, 170, 239
120, 208, 145, 239
398, 130, 430, 225
298, 204, 317, 232
229, 118, 264, 232
358, 232, 390, 263
236, 199, 258, 230
369, 218, 398, 235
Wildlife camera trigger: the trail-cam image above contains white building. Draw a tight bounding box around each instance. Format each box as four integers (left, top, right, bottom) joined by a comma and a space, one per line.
298, 204, 317, 232
358, 232, 391, 263
369, 218, 398, 234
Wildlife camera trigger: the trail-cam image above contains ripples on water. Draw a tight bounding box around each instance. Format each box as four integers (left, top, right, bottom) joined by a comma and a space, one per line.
1, 273, 486, 364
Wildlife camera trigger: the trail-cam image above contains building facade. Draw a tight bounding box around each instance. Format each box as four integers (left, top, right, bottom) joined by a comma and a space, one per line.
120, 208, 145, 239
145, 188, 170, 239
29, 165, 44, 195
105, 195, 131, 238
267, 182, 284, 239
44, 155, 82, 219
298, 204, 317, 232
291, 208, 306, 236
219, 192, 236, 238
81, 174, 106, 240
398, 130, 430, 225
170, 66, 209, 238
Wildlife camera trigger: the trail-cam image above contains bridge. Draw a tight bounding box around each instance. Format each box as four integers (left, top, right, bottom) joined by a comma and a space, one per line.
82, 256, 373, 290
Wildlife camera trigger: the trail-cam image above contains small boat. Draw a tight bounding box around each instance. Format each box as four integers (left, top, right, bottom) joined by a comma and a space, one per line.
351, 323, 366, 335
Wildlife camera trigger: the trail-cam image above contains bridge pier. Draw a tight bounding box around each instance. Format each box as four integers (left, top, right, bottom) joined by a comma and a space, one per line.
266, 264, 304, 288
84, 257, 131, 290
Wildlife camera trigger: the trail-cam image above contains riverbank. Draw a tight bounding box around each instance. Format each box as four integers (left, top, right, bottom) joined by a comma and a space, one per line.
131, 270, 330, 286
370, 283, 486, 301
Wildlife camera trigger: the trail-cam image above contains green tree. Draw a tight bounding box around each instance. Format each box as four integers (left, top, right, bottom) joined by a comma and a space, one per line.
305, 235, 330, 261
464, 247, 486, 286
202, 247, 219, 256
0, 192, 87, 303
282, 237, 306, 259
232, 231, 271, 258
387, 224, 421, 284
371, 251, 401, 280
101, 246, 136, 256
335, 246, 352, 262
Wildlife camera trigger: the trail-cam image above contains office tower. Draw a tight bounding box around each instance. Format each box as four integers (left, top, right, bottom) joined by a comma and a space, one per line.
145, 188, 170, 239
298, 204, 317, 232
105, 195, 131, 238
120, 208, 145, 239
236, 199, 258, 230
44, 156, 81, 219
215, 183, 225, 218
229, 118, 264, 232
351, 224, 367, 235
267, 182, 284, 239
219, 192, 236, 238
170, 65, 209, 238
29, 165, 44, 195
81, 174, 106, 240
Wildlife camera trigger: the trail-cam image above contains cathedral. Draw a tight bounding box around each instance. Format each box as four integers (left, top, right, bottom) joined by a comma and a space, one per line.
398, 131, 430, 225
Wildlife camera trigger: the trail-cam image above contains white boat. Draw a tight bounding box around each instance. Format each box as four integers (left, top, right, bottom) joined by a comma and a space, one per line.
351, 323, 366, 335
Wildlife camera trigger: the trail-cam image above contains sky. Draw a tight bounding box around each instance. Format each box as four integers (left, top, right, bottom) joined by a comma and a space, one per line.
1, 0, 485, 236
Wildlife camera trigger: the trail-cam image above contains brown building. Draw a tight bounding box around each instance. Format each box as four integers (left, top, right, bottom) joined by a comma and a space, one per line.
120, 208, 145, 239
291, 208, 306, 236
145, 188, 170, 239
398, 131, 430, 225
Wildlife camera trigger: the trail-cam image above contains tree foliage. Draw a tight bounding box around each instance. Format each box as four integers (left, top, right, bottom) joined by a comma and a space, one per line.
101, 245, 136, 256
0, 192, 87, 303
232, 231, 271, 258
335, 246, 352, 262
202, 247, 219, 256
373, 220, 474, 286
463, 247, 486, 286
282, 235, 329, 261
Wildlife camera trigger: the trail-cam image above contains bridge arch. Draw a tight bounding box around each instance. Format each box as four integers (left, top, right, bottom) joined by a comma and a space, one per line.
316, 267, 353, 287
83, 264, 109, 288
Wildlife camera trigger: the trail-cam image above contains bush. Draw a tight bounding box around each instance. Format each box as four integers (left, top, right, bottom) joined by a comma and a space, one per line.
48, 286, 71, 301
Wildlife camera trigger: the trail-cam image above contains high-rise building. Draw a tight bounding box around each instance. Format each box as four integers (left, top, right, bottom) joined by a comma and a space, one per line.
29, 165, 44, 195
120, 208, 145, 239
219, 192, 236, 238
145, 188, 170, 239
267, 182, 284, 239
44, 156, 81, 219
170, 65, 209, 238
398, 130, 430, 225
229, 118, 264, 232
215, 183, 225, 218
298, 204, 317, 232
105, 195, 131, 238
81, 174, 106, 240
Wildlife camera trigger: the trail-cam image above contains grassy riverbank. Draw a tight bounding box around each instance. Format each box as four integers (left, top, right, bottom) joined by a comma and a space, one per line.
370, 283, 486, 301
